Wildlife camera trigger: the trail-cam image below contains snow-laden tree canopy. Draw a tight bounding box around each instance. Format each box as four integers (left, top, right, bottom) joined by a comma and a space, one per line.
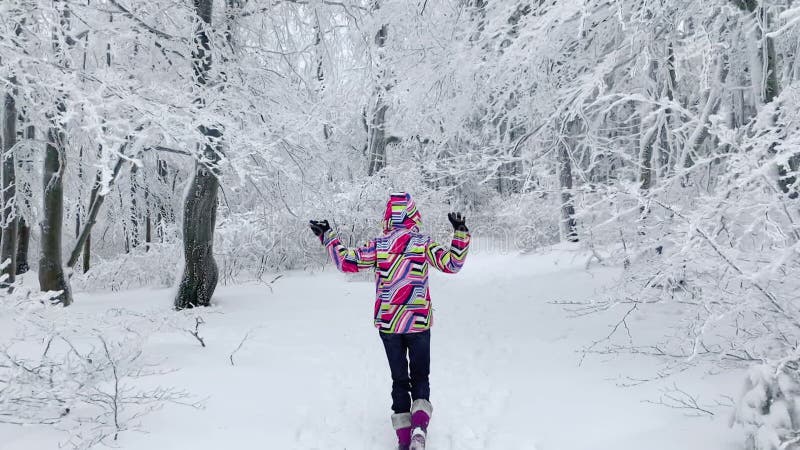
1, 0, 800, 447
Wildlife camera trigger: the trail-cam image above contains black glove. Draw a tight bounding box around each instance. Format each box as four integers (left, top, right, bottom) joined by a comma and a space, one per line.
447, 212, 468, 232
309, 219, 331, 238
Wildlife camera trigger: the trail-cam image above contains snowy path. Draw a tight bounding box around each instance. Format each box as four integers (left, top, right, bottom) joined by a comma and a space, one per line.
4, 249, 742, 450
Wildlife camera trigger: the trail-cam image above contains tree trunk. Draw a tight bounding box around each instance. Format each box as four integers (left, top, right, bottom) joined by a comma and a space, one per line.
40, 122, 72, 305
367, 20, 389, 176
760, 6, 779, 105
156, 157, 170, 241
67, 155, 127, 269
79, 11, 114, 270
367, 100, 388, 176
558, 121, 579, 243
313, 15, 332, 140
759, 7, 798, 197
15, 124, 33, 276
81, 172, 101, 272
129, 163, 140, 249
1, 88, 18, 285
76, 146, 82, 239
144, 167, 152, 250
679, 56, 727, 170
732, 1, 795, 196
659, 41, 677, 175
16, 219, 29, 275
39, 0, 72, 305
175, 0, 221, 309
639, 116, 656, 193
82, 224, 91, 272
638, 60, 658, 195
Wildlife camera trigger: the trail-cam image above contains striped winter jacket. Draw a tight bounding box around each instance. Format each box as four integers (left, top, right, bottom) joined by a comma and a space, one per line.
321, 193, 470, 334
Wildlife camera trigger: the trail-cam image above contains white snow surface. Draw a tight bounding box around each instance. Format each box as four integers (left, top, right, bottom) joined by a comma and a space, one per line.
2, 247, 744, 449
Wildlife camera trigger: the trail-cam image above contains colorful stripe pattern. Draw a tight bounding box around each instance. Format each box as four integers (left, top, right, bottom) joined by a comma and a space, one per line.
322, 193, 470, 334
383, 192, 422, 234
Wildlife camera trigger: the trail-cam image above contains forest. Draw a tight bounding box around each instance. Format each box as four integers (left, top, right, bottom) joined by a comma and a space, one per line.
1, 0, 800, 449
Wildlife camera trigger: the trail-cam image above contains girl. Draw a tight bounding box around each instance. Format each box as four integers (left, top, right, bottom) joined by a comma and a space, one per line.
310, 192, 470, 450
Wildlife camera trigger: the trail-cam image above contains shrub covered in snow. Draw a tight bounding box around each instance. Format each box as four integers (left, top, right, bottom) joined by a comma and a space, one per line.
734, 362, 800, 450
70, 243, 182, 292
0, 265, 202, 448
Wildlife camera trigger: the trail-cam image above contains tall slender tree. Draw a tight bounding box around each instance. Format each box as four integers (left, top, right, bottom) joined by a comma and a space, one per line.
1, 20, 22, 285
1, 86, 18, 286
174, 0, 222, 309
15, 123, 33, 276
39, 0, 73, 305
366, 2, 389, 176
558, 120, 579, 243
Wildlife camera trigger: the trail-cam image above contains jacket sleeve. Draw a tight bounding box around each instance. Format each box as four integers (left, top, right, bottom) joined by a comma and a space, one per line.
425, 229, 470, 274
321, 230, 377, 273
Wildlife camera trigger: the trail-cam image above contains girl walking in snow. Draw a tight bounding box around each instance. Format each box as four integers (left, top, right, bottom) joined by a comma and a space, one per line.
309, 192, 470, 450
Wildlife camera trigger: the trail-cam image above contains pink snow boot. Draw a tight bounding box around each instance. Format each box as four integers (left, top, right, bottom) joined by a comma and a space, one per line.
392, 412, 412, 450
410, 399, 432, 450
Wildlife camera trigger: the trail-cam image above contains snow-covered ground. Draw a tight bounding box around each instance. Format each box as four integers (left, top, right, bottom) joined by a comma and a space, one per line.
3, 247, 744, 449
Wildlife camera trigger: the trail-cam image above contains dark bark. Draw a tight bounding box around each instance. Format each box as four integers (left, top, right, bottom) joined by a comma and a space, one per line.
1, 19, 22, 285
16, 218, 29, 275
15, 124, 33, 275
144, 167, 152, 250
82, 224, 91, 272
38, 0, 74, 305
175, 157, 220, 309
732, 0, 757, 11
120, 184, 130, 253
175, 0, 221, 309
779, 154, 800, 199
558, 121, 579, 243
129, 164, 140, 249
40, 122, 72, 305
156, 157, 170, 240
763, 24, 779, 104
80, 172, 101, 272
145, 208, 152, 249
1, 89, 18, 285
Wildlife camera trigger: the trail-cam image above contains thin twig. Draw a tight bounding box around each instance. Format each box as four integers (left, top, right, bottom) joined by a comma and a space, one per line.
229, 331, 252, 366
652, 199, 792, 323
106, 0, 186, 43
188, 317, 206, 348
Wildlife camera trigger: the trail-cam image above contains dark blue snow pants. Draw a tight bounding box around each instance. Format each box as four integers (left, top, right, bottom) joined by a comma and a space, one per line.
379, 330, 431, 414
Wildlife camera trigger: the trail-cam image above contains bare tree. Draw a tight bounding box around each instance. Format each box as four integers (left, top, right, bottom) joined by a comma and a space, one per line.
39, 0, 73, 305
15, 123, 33, 276
557, 120, 579, 243
1, 82, 18, 286
0, 18, 23, 286
175, 0, 222, 309
67, 154, 129, 270
366, 1, 389, 176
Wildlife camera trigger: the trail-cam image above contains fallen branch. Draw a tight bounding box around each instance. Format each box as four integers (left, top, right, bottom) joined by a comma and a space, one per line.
229, 331, 251, 366
188, 317, 206, 348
